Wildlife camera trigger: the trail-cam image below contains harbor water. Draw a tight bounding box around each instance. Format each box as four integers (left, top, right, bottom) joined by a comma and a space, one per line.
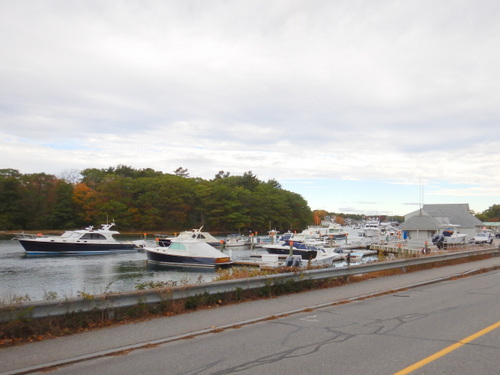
0, 232, 376, 304
0, 236, 263, 303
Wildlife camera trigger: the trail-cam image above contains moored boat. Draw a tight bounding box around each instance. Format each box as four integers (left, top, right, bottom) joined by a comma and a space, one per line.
143, 239, 232, 268
262, 239, 323, 260
363, 219, 381, 237
260, 247, 343, 269
155, 227, 221, 247
15, 223, 139, 255
224, 234, 250, 247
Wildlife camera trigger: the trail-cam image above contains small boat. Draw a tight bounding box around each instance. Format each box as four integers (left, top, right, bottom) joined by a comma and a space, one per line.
143, 239, 232, 268
155, 227, 221, 247
262, 240, 324, 260
432, 225, 468, 249
224, 234, 250, 247
345, 249, 378, 261
260, 247, 342, 269
15, 223, 139, 255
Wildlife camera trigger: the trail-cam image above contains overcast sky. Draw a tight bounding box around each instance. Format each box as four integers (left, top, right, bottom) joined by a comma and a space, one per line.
1, 0, 499, 216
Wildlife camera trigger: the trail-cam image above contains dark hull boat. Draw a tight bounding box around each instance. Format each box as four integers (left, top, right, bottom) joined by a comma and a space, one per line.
262, 240, 320, 260
15, 223, 139, 255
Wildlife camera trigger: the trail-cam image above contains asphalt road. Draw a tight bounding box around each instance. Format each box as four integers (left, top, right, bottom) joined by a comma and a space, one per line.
2, 255, 500, 375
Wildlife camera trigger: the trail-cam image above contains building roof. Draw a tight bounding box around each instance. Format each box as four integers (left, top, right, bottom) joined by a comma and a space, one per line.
399, 214, 442, 231
421, 204, 483, 227
402, 204, 483, 231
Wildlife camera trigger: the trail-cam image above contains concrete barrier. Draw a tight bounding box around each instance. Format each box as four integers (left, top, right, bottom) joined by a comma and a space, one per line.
1, 247, 498, 323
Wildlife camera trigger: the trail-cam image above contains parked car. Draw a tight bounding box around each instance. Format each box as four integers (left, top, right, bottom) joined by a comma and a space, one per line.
471, 232, 493, 244
496, 232, 500, 239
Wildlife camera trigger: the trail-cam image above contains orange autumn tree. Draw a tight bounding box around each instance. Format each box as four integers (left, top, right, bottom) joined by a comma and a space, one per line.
72, 183, 99, 224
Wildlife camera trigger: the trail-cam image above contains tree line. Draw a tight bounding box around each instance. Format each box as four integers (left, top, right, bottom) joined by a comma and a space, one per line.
0, 166, 313, 233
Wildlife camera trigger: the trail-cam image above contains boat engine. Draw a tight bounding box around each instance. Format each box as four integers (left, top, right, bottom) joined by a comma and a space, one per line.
292, 255, 302, 267
285, 255, 302, 267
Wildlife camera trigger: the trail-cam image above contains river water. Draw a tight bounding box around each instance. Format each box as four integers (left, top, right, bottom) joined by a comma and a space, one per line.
0, 235, 265, 303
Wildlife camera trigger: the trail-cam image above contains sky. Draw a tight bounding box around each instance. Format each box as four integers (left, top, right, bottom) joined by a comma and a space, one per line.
1, 0, 499, 217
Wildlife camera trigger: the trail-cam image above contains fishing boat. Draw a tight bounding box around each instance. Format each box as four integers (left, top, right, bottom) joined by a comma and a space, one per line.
260, 247, 342, 269
143, 239, 232, 268
15, 223, 139, 255
432, 225, 468, 249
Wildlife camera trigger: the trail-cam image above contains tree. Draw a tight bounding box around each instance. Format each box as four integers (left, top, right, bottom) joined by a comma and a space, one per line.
0, 171, 24, 229
47, 181, 76, 228
214, 171, 230, 179
476, 205, 500, 222
174, 167, 189, 178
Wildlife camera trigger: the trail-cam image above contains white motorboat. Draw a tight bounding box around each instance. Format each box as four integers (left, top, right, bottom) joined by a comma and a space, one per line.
144, 239, 232, 268
15, 223, 139, 255
324, 223, 349, 240
432, 225, 467, 248
155, 227, 221, 247
260, 247, 343, 269
224, 234, 250, 247
345, 249, 378, 261
363, 219, 381, 237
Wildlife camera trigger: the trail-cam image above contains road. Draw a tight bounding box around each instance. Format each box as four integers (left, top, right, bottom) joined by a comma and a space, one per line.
2, 256, 500, 375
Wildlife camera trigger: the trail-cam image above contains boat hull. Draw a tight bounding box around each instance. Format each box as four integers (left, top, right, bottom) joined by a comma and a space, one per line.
264, 247, 318, 260
18, 239, 137, 255
145, 249, 231, 267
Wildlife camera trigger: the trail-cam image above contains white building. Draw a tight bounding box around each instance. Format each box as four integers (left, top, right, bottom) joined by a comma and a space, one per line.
399, 204, 484, 241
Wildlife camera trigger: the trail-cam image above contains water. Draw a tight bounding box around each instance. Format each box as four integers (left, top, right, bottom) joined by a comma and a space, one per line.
0, 237, 260, 303
0, 233, 377, 304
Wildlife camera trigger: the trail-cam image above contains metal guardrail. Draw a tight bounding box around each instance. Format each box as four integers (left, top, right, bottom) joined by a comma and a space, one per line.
1, 247, 498, 323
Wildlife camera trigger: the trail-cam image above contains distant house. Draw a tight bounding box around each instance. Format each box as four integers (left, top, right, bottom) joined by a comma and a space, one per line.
399, 204, 484, 241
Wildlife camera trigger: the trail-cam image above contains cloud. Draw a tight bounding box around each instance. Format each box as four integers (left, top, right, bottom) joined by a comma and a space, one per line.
1, 1, 499, 215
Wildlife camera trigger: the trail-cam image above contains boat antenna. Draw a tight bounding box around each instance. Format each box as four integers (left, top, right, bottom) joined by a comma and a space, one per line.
419, 177, 424, 215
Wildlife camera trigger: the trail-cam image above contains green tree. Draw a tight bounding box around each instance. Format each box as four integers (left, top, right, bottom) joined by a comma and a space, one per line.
476, 204, 500, 222
0, 169, 25, 229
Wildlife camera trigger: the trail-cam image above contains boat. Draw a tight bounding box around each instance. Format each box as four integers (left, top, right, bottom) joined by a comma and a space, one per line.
155, 227, 221, 247
363, 219, 381, 237
432, 225, 468, 249
224, 234, 250, 247
260, 247, 343, 269
344, 249, 378, 261
143, 239, 232, 268
324, 223, 349, 240
15, 223, 140, 255
262, 239, 324, 260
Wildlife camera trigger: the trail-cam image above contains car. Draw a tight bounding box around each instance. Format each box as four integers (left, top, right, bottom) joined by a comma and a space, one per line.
496, 233, 500, 239
471, 232, 493, 244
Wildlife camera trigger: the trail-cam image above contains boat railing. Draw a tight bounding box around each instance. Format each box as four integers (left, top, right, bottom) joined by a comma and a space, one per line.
13, 233, 41, 240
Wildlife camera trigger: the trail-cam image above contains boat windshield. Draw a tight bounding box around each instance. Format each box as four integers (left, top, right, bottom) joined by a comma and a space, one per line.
170, 243, 187, 251
80, 233, 107, 240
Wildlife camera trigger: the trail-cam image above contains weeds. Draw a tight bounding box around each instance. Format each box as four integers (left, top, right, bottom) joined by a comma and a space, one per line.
135, 280, 178, 290
43, 291, 58, 301
1, 251, 496, 347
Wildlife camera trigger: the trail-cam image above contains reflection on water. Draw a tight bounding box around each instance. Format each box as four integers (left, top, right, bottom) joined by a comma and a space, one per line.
0, 239, 230, 303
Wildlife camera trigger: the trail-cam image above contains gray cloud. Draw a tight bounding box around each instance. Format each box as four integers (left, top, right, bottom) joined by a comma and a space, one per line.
1, 1, 499, 213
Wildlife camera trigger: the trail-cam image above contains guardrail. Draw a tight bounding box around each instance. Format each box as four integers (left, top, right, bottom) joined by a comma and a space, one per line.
1, 247, 498, 323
